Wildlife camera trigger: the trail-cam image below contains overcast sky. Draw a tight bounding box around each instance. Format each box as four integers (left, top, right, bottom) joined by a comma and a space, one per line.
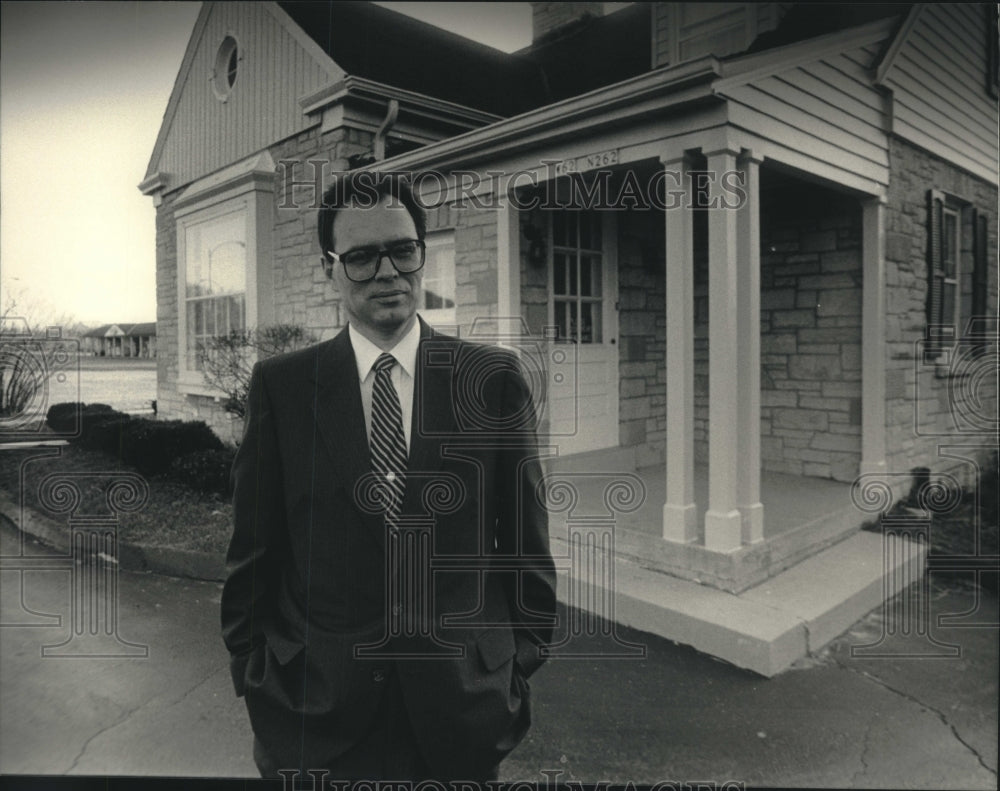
0, 2, 542, 327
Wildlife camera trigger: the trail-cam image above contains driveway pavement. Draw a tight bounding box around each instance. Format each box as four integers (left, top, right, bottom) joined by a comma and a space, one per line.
1, 515, 996, 788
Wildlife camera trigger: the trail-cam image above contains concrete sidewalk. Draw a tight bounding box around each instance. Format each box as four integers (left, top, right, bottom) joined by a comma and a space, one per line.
0, 515, 996, 787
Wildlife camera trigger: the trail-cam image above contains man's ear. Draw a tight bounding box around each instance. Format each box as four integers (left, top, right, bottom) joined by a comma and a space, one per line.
320, 256, 336, 283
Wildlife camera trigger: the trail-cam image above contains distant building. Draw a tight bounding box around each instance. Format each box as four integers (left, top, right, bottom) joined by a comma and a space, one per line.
82, 323, 157, 358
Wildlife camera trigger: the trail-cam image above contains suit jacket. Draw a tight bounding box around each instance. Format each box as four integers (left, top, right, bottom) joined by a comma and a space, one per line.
221, 317, 557, 777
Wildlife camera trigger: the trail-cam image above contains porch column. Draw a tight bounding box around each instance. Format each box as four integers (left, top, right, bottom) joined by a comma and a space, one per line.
737, 150, 764, 543
660, 151, 698, 543
861, 196, 887, 474
703, 147, 742, 552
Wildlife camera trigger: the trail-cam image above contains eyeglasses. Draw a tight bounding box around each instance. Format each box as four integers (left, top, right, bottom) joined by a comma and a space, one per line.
327, 239, 426, 283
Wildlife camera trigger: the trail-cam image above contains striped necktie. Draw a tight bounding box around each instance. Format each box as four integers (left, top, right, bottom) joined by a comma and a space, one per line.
370, 353, 407, 523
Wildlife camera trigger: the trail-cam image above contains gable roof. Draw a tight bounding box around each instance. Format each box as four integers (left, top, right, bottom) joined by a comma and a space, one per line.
514, 3, 651, 104
277, 1, 545, 116
83, 323, 156, 338
277, 1, 652, 117
747, 2, 911, 54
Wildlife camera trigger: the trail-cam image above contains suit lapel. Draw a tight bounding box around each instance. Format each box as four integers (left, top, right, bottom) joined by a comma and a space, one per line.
310, 329, 381, 533
311, 320, 459, 536
402, 318, 456, 516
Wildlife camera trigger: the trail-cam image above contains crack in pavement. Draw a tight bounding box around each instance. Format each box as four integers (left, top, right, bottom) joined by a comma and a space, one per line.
848, 714, 875, 787
836, 658, 997, 778
62, 662, 230, 774
64, 698, 150, 775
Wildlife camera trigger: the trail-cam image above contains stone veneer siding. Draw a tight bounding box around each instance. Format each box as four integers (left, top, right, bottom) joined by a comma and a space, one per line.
517, 187, 866, 482
425, 203, 497, 336
752, 182, 864, 482
883, 137, 998, 482
615, 210, 667, 469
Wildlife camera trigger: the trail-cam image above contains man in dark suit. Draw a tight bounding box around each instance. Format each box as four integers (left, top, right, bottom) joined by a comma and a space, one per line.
221, 172, 556, 781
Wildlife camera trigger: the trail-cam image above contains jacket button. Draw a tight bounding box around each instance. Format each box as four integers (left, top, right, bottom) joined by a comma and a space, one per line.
372, 669, 386, 683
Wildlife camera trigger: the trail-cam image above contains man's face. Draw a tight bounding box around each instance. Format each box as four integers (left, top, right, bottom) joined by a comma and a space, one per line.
329, 196, 423, 342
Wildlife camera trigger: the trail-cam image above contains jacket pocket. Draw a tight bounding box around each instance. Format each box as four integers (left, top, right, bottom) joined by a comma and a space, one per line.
476, 626, 516, 673
263, 626, 306, 665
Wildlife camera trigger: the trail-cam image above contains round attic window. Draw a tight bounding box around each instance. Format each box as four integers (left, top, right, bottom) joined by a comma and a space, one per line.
211, 36, 240, 101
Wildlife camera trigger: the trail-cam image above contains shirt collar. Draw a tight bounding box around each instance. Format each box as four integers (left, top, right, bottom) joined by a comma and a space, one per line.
349, 318, 422, 381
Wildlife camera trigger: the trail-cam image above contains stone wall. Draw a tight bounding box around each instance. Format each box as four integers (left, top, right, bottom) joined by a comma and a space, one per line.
271, 126, 374, 340
883, 137, 999, 481
615, 210, 667, 469
751, 181, 864, 482
452, 206, 498, 335
421, 201, 499, 337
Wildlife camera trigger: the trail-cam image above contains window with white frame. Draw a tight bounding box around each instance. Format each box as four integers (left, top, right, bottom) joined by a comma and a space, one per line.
419, 230, 456, 326
550, 209, 603, 344
173, 152, 273, 395
183, 209, 247, 371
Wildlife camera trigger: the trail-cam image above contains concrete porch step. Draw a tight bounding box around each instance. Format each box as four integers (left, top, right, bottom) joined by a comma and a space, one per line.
551, 529, 927, 677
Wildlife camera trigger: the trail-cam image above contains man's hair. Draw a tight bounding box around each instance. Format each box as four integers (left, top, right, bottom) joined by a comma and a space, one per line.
317, 172, 427, 266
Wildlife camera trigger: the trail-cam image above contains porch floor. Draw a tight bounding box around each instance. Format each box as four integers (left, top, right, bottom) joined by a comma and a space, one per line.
544, 458, 862, 593
542, 458, 926, 676
625, 464, 855, 541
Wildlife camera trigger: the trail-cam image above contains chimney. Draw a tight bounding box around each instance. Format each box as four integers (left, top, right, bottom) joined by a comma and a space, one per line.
531, 2, 604, 42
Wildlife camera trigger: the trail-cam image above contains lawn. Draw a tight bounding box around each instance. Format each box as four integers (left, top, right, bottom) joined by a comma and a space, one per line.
0, 443, 233, 554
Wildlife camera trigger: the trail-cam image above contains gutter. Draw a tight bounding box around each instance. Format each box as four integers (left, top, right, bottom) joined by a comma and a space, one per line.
358, 55, 721, 174
298, 74, 502, 128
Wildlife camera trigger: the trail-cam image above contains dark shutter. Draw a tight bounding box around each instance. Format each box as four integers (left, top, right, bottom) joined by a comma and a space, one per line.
926, 190, 945, 358
971, 210, 990, 355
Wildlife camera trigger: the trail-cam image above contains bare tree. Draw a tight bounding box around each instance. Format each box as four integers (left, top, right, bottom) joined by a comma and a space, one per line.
199, 324, 319, 420
0, 289, 80, 421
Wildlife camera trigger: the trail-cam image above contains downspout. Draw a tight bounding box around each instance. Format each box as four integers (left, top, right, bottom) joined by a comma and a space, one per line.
374, 99, 400, 161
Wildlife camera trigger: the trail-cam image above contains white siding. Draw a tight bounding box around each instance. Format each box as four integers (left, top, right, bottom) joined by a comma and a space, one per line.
152, 3, 340, 192
653, 3, 789, 68
880, 4, 998, 184
719, 42, 891, 187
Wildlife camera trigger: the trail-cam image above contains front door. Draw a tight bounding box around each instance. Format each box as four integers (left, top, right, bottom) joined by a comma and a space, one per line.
546, 209, 619, 457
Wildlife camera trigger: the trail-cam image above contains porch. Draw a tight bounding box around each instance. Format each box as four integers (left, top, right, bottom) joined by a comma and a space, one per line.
541, 457, 927, 675
547, 458, 862, 593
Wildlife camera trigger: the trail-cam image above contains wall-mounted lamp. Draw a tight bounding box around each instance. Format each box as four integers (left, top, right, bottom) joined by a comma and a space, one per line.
524, 223, 546, 267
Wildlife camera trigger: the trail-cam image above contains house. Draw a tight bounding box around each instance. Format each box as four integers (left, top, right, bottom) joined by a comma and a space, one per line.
81, 322, 157, 358
141, 2, 998, 674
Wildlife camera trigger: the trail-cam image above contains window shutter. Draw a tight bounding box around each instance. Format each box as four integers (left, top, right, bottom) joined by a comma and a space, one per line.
971, 209, 990, 355
926, 190, 945, 357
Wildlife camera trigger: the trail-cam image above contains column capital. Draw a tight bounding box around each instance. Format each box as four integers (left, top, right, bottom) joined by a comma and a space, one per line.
659, 147, 693, 168
737, 148, 764, 166
702, 145, 741, 161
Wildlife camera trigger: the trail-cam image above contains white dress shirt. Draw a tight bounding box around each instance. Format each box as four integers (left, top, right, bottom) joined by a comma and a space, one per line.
348, 320, 421, 454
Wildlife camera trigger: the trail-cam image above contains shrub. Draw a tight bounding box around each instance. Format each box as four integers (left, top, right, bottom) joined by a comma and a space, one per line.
84, 414, 134, 456
79, 405, 130, 448
120, 418, 224, 476
169, 447, 236, 498
46, 402, 84, 433
46, 402, 116, 435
